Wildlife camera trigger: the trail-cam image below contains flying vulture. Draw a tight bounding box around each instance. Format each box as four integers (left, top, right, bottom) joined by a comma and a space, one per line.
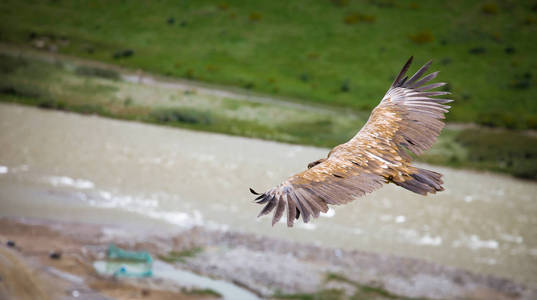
250, 57, 453, 227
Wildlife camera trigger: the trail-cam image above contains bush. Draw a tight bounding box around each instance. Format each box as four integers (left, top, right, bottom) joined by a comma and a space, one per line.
185, 69, 195, 79
469, 47, 487, 54
70, 103, 105, 114
150, 108, 212, 125
476, 112, 524, 129
0, 84, 43, 99
510, 72, 532, 90
526, 115, 537, 129
340, 79, 350, 92
524, 16, 537, 25
249, 12, 262, 22
37, 99, 66, 110
112, 49, 135, 59
481, 3, 499, 15
409, 30, 434, 44
217, 3, 229, 10
330, 0, 349, 7
344, 13, 376, 25
75, 65, 120, 80
456, 129, 537, 180
0, 54, 26, 74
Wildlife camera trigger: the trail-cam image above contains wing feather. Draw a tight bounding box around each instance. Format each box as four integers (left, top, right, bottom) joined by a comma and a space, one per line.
286, 194, 297, 227
272, 195, 286, 225
254, 57, 452, 226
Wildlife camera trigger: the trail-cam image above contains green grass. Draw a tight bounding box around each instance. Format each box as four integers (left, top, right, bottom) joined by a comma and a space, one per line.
275, 289, 346, 300
158, 247, 203, 263
0, 0, 536, 129
0, 51, 364, 147
275, 272, 425, 300
1, 50, 536, 180
183, 288, 222, 298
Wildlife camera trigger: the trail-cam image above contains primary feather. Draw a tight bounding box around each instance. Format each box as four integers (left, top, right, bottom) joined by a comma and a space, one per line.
251, 57, 453, 227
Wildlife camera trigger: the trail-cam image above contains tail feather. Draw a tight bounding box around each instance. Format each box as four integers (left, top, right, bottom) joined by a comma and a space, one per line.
394, 168, 444, 195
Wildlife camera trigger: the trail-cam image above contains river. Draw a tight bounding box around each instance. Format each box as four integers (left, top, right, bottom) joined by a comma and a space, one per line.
0, 103, 536, 287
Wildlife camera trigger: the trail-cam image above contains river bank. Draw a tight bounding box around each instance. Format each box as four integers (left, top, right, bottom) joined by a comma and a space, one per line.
1, 217, 534, 300
1, 45, 537, 180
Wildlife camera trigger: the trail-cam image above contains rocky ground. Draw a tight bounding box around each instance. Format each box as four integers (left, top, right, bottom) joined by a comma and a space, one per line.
0, 217, 534, 300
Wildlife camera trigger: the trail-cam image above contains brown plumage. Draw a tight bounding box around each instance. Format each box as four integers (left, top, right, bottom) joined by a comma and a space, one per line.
250, 57, 453, 227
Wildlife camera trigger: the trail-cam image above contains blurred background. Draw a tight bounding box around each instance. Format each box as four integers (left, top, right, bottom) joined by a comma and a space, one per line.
0, 1, 536, 299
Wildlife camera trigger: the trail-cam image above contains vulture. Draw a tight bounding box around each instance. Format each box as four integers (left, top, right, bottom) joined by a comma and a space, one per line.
250, 57, 453, 227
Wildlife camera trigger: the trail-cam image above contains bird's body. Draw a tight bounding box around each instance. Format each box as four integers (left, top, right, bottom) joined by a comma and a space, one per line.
251, 57, 453, 227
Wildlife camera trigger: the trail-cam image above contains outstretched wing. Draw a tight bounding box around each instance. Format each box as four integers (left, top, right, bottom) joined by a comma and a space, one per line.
252, 57, 452, 227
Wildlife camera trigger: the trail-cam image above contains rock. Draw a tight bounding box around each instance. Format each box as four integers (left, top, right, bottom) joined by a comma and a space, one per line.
50, 251, 62, 260
6, 240, 15, 247
122, 49, 134, 57
113, 49, 135, 59
440, 57, 452, 65
505, 47, 516, 54
469, 47, 487, 55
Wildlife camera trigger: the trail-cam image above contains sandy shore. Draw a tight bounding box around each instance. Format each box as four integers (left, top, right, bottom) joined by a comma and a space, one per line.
0, 217, 534, 300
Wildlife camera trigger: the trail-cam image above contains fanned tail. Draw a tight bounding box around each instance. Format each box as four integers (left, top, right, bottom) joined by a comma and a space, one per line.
393, 167, 444, 195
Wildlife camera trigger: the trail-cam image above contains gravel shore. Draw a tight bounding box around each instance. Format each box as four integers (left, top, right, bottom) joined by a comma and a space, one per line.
0, 217, 534, 300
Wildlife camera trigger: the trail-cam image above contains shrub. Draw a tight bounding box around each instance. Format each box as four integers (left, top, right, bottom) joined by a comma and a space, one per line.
409, 30, 434, 44
481, 3, 499, 15
455, 129, 537, 180
0, 84, 43, 99
505, 47, 516, 54
75, 65, 120, 80
370, 0, 396, 8
185, 69, 195, 79
113, 49, 135, 59
409, 2, 420, 9
344, 12, 376, 25
526, 115, 537, 129
70, 103, 104, 115
330, 0, 349, 7
206, 64, 219, 72
469, 47, 487, 54
249, 12, 262, 22
440, 57, 452, 65
524, 16, 537, 25
340, 79, 350, 92
217, 3, 229, 10
0, 54, 26, 74
307, 52, 319, 60
37, 99, 66, 110
150, 108, 212, 125
123, 97, 133, 106
510, 72, 532, 90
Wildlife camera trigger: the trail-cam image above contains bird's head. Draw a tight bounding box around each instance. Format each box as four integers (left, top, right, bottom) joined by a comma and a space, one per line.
307, 158, 326, 169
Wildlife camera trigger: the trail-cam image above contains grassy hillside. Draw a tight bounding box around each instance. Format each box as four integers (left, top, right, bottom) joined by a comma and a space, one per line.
2, 50, 536, 179
1, 0, 536, 129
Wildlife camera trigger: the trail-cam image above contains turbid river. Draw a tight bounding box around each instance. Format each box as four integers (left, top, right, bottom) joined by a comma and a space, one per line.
1, 103, 536, 287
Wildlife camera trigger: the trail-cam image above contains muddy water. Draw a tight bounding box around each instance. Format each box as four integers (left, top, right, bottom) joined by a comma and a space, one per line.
1, 103, 536, 287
